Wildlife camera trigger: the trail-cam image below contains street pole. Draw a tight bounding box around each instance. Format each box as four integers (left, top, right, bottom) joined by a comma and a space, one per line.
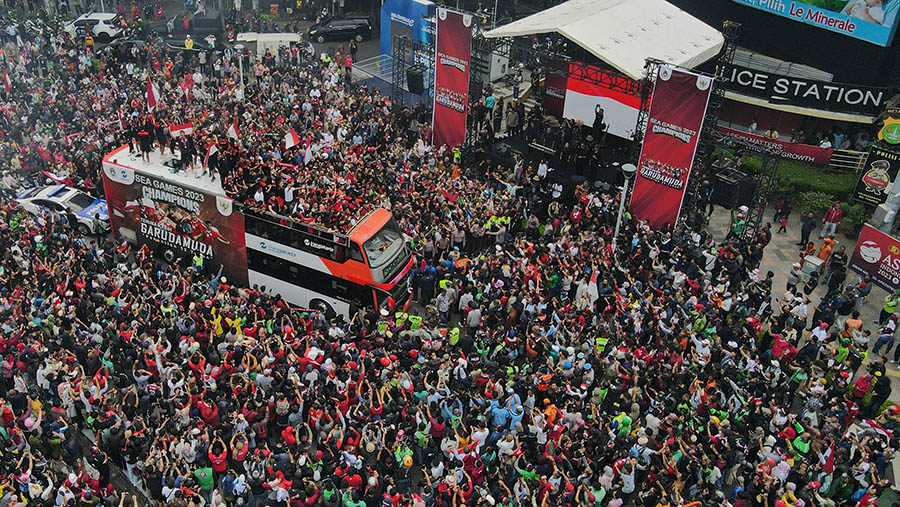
612, 163, 637, 252
234, 44, 245, 102
492, 0, 498, 28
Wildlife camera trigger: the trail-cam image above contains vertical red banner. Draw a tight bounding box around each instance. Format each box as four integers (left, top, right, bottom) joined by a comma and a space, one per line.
543, 59, 568, 118
630, 67, 712, 229
432, 8, 472, 148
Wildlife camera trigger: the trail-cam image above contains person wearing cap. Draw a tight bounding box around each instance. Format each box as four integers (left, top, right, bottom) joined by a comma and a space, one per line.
880, 290, 900, 326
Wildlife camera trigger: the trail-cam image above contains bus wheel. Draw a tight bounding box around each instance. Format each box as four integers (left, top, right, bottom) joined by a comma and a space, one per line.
309, 299, 335, 319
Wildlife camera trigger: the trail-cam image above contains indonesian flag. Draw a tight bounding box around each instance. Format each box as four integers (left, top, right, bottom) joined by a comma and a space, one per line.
284, 128, 301, 150
169, 123, 193, 137
587, 268, 600, 304
146, 76, 160, 112
42, 171, 70, 184
860, 419, 892, 440
226, 119, 239, 140
204, 142, 219, 167
117, 110, 124, 130
3, 70, 10, 93
303, 145, 313, 165
821, 445, 834, 474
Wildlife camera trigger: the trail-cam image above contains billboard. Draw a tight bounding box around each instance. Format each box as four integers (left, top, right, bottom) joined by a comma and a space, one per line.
432, 8, 472, 148
721, 63, 887, 116
543, 59, 568, 118
716, 125, 834, 166
853, 146, 900, 205
728, 0, 900, 46
380, 0, 435, 58
850, 225, 900, 291
563, 62, 641, 140
102, 152, 249, 286
630, 66, 712, 229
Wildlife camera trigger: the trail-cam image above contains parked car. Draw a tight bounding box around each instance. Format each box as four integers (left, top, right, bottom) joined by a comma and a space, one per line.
63, 12, 123, 42
16, 185, 109, 234
308, 16, 372, 43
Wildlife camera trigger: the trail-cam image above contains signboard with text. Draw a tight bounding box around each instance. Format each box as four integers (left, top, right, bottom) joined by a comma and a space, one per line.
630, 66, 712, 229
431, 8, 472, 148
853, 146, 900, 205
716, 125, 834, 166
721, 63, 887, 116
728, 0, 900, 46
850, 225, 900, 292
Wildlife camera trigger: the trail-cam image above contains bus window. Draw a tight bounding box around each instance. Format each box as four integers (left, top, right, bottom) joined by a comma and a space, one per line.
348, 243, 364, 262
364, 219, 403, 267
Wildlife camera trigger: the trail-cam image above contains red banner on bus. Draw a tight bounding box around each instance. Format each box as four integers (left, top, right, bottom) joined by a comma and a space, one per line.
849, 224, 900, 292
630, 67, 712, 229
102, 148, 249, 286
432, 8, 472, 148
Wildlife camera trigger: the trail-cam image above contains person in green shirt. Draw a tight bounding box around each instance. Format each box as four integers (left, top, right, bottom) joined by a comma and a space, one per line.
342, 490, 366, 507
193, 466, 214, 492
880, 290, 900, 325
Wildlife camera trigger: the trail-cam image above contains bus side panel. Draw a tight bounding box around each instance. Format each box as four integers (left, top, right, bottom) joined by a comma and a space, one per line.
101, 155, 249, 286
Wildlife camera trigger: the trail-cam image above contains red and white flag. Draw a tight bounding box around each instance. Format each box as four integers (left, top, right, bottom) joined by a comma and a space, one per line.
821, 445, 834, 474
204, 142, 219, 167
117, 110, 124, 130
146, 76, 160, 112
284, 128, 301, 150
42, 171, 70, 185
860, 419, 892, 440
169, 122, 193, 137
226, 119, 239, 140
3, 70, 10, 93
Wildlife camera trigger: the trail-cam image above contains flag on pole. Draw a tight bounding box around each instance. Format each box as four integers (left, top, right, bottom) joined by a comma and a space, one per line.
3, 70, 10, 93
146, 76, 160, 112
169, 123, 193, 137
821, 445, 834, 474
284, 128, 301, 150
204, 142, 219, 167
117, 110, 124, 130
226, 119, 239, 140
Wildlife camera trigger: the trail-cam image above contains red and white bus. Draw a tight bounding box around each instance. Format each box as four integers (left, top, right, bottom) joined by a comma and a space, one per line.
101, 145, 414, 318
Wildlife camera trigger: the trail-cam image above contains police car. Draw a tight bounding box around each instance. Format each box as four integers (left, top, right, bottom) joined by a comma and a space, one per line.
16, 185, 109, 234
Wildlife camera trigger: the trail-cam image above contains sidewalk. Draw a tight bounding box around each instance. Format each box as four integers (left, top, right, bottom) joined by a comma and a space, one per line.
706, 205, 900, 400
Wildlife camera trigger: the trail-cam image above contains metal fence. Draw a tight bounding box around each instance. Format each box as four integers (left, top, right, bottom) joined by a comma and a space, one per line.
828, 149, 868, 173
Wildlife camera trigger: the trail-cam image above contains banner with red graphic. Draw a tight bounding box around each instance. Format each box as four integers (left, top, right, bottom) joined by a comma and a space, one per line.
630, 67, 712, 229
101, 145, 249, 286
432, 8, 472, 148
715, 125, 834, 167
543, 59, 568, 118
849, 225, 900, 292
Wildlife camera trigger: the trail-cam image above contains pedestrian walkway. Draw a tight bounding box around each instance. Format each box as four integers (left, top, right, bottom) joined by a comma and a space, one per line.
707, 205, 900, 399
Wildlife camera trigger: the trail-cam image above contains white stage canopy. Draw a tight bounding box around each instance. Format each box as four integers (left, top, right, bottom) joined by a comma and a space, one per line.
484, 0, 724, 81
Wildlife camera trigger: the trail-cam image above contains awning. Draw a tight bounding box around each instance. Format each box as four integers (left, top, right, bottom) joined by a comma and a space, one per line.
723, 91, 878, 124
483, 0, 723, 81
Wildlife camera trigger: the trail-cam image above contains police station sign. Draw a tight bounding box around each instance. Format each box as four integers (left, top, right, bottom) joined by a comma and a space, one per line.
722, 63, 887, 116
850, 225, 900, 292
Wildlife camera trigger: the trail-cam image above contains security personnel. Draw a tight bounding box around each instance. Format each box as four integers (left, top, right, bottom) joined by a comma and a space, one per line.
192, 253, 204, 272
185, 34, 194, 50
85, 33, 94, 51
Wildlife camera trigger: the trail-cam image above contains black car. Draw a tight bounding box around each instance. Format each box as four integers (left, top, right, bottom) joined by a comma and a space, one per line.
308, 17, 372, 43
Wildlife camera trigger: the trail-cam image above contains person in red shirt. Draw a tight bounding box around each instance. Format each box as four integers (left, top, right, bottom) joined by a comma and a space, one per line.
208, 437, 228, 474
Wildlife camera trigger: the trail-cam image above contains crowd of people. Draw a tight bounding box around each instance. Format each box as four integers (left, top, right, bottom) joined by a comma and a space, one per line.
0, 9, 896, 507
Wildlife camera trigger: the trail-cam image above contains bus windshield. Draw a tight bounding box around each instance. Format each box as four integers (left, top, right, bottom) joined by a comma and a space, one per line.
364, 219, 404, 268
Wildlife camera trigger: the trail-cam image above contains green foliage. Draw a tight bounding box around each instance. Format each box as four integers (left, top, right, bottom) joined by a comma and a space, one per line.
730, 154, 856, 200
839, 201, 872, 233
797, 191, 836, 216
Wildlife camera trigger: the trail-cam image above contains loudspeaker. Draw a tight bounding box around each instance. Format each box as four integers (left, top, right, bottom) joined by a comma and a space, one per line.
407, 67, 425, 95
